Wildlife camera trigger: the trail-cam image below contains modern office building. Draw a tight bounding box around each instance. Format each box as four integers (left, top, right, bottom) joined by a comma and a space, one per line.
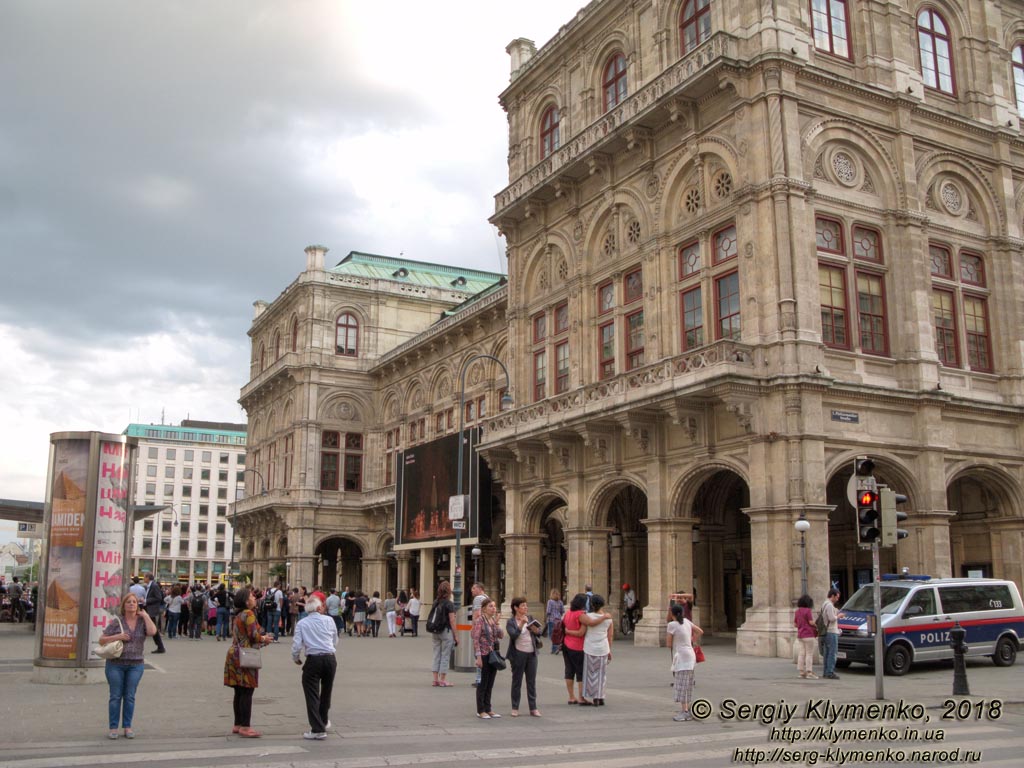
237, 1, 1024, 656
125, 420, 246, 584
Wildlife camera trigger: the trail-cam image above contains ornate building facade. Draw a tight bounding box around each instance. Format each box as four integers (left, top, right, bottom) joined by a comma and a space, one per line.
238, 1, 1024, 657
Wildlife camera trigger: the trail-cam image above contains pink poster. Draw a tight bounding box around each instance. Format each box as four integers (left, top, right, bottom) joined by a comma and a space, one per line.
88, 441, 131, 655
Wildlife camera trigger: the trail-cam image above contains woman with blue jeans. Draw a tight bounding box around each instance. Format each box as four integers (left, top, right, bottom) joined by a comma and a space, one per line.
98, 592, 157, 739
214, 585, 231, 641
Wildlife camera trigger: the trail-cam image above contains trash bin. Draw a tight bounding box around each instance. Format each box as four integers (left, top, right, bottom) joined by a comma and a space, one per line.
453, 605, 475, 672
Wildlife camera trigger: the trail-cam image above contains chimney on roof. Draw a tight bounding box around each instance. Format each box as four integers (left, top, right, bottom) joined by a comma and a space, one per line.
506, 38, 536, 79
253, 300, 268, 319
305, 244, 329, 272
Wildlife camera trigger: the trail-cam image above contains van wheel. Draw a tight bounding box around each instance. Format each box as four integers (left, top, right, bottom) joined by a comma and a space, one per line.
884, 644, 911, 676
992, 637, 1017, 667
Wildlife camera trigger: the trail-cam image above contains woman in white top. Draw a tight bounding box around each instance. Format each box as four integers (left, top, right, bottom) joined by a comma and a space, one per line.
577, 594, 614, 705
165, 586, 183, 639
666, 602, 703, 721
407, 589, 422, 637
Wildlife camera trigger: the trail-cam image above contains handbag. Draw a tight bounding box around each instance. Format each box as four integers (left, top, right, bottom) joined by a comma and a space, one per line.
694, 645, 706, 663
93, 617, 125, 660
551, 620, 565, 646
484, 619, 506, 670
239, 646, 263, 669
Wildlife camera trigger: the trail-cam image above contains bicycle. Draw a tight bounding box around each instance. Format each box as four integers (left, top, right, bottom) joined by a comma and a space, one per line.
620, 606, 641, 635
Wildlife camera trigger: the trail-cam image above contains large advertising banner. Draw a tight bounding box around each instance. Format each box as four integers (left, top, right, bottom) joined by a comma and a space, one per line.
87, 441, 131, 656
42, 439, 90, 660
394, 429, 493, 548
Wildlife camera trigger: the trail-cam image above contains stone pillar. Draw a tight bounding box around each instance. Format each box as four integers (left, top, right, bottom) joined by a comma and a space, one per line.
899, 510, 954, 578
564, 527, 612, 600
501, 533, 544, 614
990, 520, 1024, 593
419, 548, 435, 605
362, 557, 386, 597
396, 553, 411, 593
635, 518, 697, 647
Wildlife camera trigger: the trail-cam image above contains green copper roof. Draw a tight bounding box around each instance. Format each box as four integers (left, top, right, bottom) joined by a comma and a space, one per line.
330, 251, 505, 293
123, 424, 247, 445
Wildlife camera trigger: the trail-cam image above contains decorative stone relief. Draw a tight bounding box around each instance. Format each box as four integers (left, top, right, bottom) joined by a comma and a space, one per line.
626, 218, 641, 245
684, 186, 702, 214
645, 172, 660, 200
326, 400, 360, 422
726, 402, 753, 433
537, 269, 549, 291
602, 231, 617, 259
831, 151, 858, 186
557, 258, 569, 281
573, 218, 584, 242
860, 172, 875, 194
713, 170, 733, 199
940, 180, 964, 215
813, 154, 826, 180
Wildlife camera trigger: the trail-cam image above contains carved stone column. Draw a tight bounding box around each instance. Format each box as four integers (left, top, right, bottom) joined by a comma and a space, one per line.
396, 553, 411, 594
501, 533, 544, 614
635, 518, 697, 647
362, 557, 387, 597
563, 527, 613, 600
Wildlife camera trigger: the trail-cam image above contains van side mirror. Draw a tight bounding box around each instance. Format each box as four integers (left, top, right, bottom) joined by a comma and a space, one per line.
904, 605, 923, 617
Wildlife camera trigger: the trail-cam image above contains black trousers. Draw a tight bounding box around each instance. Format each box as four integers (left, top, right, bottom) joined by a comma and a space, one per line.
302, 654, 337, 733
509, 649, 538, 710
146, 607, 165, 651
476, 661, 498, 714
232, 686, 253, 727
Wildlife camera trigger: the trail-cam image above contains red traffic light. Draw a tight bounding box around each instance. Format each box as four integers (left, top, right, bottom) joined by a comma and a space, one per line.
858, 490, 878, 506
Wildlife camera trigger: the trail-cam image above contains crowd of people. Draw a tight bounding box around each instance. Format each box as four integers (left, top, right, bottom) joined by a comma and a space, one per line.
0, 576, 36, 624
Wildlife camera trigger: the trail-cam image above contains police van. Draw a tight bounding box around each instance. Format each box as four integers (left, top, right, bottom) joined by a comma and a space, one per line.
835, 576, 1023, 675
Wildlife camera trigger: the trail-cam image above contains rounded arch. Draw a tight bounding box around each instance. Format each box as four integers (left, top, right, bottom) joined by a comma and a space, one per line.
429, 365, 455, 405
801, 120, 903, 207
405, 379, 427, 412
520, 241, 563, 307
381, 389, 402, 423
917, 1, 972, 40
280, 398, 295, 428
588, 35, 632, 111
670, 459, 751, 517
317, 392, 369, 424
915, 153, 1002, 234
275, 535, 288, 558
313, 532, 366, 556
585, 474, 648, 528
289, 314, 300, 352
581, 198, 648, 270
658, 150, 700, 233
522, 489, 570, 533
823, 451, 923, 511
372, 531, 395, 558
946, 461, 1024, 518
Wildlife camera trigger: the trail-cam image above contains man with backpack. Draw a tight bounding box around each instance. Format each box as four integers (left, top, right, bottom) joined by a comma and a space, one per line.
189, 585, 206, 640
267, 582, 284, 642
143, 572, 167, 653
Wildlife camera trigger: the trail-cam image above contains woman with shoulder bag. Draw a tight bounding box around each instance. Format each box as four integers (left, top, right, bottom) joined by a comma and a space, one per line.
505, 596, 543, 717
98, 593, 157, 739
223, 587, 274, 737
429, 581, 458, 687
793, 594, 818, 679
470, 597, 504, 719
667, 602, 704, 721
368, 591, 383, 637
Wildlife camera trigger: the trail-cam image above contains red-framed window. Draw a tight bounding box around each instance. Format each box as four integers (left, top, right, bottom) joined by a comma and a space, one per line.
446, 408, 454, 429
290, 316, 298, 352
856, 271, 889, 356
715, 271, 741, 340
917, 9, 954, 95
465, 399, 477, 423
932, 289, 959, 367
815, 216, 844, 255
678, 240, 701, 279
336, 312, 358, 356
599, 321, 616, 379
625, 310, 645, 370
533, 312, 547, 343
713, 224, 738, 264
810, 0, 850, 58
1014, 45, 1024, 118
597, 281, 615, 315
963, 295, 992, 372
477, 396, 487, 419
680, 286, 704, 351
852, 225, 883, 262
680, 0, 712, 55
818, 264, 849, 349
533, 350, 547, 401
624, 267, 643, 304
540, 106, 560, 159
554, 301, 569, 335
434, 412, 444, 435
929, 244, 953, 278
320, 431, 363, 491
555, 341, 570, 394
602, 53, 628, 112
958, 251, 985, 286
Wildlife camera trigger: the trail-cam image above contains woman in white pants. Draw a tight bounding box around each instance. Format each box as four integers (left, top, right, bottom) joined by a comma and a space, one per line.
383, 592, 397, 638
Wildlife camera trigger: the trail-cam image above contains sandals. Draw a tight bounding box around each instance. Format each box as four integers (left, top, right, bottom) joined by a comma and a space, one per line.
567, 699, 579, 705
530, 710, 542, 717
578, 698, 594, 706
476, 713, 491, 719
437, 681, 454, 687
510, 710, 519, 717
238, 727, 262, 738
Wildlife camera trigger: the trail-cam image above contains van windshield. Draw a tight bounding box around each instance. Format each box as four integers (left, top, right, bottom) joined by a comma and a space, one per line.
843, 586, 909, 615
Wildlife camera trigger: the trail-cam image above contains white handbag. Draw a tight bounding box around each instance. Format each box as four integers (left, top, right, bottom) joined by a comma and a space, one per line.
94, 617, 125, 660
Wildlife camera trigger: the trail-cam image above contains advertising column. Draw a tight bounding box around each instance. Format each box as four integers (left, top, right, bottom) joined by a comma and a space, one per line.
33, 432, 137, 684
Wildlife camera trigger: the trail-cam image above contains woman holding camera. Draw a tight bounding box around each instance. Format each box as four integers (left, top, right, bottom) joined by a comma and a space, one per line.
505, 596, 543, 717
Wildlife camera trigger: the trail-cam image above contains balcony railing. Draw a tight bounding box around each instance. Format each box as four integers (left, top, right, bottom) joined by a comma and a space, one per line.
494, 31, 737, 217
482, 338, 753, 438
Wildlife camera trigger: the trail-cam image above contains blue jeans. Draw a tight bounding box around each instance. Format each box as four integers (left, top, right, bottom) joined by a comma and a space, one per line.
166, 612, 180, 638
106, 663, 144, 729
216, 607, 229, 639
547, 620, 560, 653
268, 609, 281, 640
823, 633, 838, 676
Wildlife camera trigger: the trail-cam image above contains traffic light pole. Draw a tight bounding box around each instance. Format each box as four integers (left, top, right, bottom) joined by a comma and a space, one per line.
872, 541, 884, 701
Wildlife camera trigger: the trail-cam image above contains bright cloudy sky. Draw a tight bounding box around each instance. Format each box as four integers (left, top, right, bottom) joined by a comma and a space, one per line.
0, 1, 573, 538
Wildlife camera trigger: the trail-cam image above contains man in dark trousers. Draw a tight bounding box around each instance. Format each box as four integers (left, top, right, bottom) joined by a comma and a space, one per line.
291, 594, 338, 740
143, 572, 167, 653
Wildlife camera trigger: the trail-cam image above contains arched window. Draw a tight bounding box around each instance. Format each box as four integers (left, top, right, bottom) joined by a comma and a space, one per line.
290, 316, 299, 352
273, 331, 281, 360
336, 313, 358, 357
602, 53, 628, 112
258, 343, 266, 373
1013, 45, 1024, 118
810, 0, 850, 58
679, 0, 712, 55
917, 8, 954, 94
540, 106, 560, 159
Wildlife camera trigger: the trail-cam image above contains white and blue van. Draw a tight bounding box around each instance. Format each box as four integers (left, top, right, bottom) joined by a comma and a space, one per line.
835, 576, 1023, 675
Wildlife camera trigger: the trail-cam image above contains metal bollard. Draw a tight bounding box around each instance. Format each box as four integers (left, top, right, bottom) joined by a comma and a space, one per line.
949, 620, 970, 696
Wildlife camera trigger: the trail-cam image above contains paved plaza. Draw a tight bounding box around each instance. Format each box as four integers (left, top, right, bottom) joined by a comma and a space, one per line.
0, 621, 1022, 767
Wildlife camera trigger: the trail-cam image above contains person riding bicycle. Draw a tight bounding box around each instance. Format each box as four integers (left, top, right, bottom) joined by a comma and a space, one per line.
622, 584, 638, 630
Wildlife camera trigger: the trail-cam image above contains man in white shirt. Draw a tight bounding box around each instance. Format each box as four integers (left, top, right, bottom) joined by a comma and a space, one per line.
292, 595, 339, 740
325, 589, 342, 633
270, 583, 284, 642
821, 588, 842, 679
129, 577, 146, 602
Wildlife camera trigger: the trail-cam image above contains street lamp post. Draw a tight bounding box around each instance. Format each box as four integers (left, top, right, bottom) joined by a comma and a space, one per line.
453, 354, 513, 613
471, 546, 482, 586
285, 561, 292, 589
234, 468, 268, 581
795, 515, 810, 596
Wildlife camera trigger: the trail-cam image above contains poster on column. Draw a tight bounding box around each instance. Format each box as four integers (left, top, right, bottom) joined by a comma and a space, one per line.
394, 428, 494, 548
42, 439, 89, 660
88, 441, 131, 656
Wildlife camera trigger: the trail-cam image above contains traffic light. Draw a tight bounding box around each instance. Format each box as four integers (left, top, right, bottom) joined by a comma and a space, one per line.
881, 488, 909, 546
858, 488, 881, 544
855, 456, 876, 478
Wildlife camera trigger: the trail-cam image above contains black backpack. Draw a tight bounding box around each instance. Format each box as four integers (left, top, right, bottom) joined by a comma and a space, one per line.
263, 590, 277, 611
425, 601, 448, 633
191, 592, 205, 613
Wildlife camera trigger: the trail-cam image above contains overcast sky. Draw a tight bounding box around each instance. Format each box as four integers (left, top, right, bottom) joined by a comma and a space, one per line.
0, 1, 571, 541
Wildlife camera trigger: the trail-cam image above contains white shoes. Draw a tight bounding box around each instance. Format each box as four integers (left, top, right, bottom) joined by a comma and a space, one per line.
303, 731, 328, 740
